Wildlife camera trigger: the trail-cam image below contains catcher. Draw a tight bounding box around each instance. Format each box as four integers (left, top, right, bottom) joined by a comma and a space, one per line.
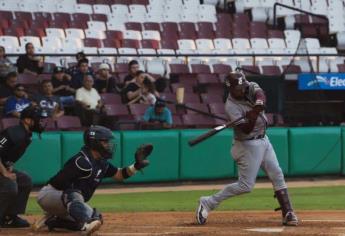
33, 125, 153, 235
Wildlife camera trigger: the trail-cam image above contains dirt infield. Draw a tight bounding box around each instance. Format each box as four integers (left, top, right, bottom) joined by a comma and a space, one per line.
2, 211, 345, 236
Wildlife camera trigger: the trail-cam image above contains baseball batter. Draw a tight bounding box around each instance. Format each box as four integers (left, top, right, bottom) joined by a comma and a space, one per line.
33, 125, 153, 235
196, 71, 298, 226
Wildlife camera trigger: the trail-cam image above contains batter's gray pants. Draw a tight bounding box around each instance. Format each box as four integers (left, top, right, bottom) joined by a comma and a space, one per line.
37, 185, 93, 219
204, 136, 287, 210
0, 170, 32, 222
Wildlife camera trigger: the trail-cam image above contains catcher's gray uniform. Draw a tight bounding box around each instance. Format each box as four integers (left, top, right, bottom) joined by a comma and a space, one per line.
202, 82, 287, 210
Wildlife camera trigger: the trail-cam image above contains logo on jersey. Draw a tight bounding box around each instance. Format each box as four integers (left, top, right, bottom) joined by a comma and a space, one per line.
0, 137, 7, 148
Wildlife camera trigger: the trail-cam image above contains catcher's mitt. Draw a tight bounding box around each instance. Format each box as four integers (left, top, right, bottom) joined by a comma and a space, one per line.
134, 144, 153, 170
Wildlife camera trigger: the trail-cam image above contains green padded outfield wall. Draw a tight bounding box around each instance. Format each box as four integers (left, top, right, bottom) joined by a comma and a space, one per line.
180, 129, 235, 179
61, 131, 122, 183
341, 128, 345, 175
289, 127, 342, 175
257, 128, 289, 177
15, 133, 62, 185
122, 130, 179, 183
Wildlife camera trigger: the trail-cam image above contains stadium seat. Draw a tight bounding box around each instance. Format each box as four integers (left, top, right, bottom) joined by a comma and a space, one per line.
100, 93, 122, 105
197, 22, 215, 39
129, 104, 150, 115
198, 4, 217, 23
185, 103, 209, 114
191, 64, 211, 74
56, 116, 83, 131
261, 65, 282, 76
1, 118, 20, 130
201, 94, 223, 103
104, 104, 130, 117
75, 4, 93, 14
182, 114, 215, 128
65, 28, 85, 39
0, 36, 20, 53
179, 22, 197, 40
93, 4, 111, 15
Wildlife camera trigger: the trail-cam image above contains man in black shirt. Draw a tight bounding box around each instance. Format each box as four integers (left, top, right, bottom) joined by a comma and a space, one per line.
0, 106, 47, 228
71, 58, 94, 89
0, 72, 17, 105
66, 52, 94, 78
123, 60, 140, 86
33, 126, 153, 235
51, 66, 75, 106
94, 63, 117, 94
16, 43, 44, 75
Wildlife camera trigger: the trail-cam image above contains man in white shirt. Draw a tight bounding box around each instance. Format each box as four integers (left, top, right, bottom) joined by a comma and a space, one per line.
75, 75, 103, 126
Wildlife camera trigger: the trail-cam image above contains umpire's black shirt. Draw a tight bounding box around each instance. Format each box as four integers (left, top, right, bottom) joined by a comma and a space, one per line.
49, 146, 118, 202
0, 123, 32, 168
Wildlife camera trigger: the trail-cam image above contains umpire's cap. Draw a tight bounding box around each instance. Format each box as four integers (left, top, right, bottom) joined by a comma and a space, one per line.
20, 106, 48, 134
84, 125, 115, 159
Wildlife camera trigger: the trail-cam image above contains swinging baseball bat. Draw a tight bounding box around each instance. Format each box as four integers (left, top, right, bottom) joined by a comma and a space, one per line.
188, 116, 244, 147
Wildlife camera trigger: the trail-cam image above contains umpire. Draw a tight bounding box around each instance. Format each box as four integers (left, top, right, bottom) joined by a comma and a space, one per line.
0, 106, 46, 228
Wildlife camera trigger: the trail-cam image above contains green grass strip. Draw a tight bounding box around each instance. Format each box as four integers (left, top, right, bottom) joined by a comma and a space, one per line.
27, 186, 345, 214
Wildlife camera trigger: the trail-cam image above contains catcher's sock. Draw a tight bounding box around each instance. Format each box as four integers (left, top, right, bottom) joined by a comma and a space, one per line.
274, 188, 294, 217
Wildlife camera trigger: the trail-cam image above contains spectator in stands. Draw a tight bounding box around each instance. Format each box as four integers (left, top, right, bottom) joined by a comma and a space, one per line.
71, 58, 94, 89
35, 80, 64, 120
124, 60, 140, 86
66, 52, 94, 77
51, 67, 75, 106
94, 63, 117, 94
0, 46, 16, 81
0, 72, 17, 105
16, 43, 44, 75
142, 100, 173, 129
124, 60, 167, 92
75, 75, 103, 126
141, 79, 158, 105
4, 84, 31, 118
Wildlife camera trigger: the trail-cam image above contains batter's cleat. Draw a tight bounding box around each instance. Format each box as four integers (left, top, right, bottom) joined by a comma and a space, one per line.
81, 219, 102, 236
196, 197, 209, 225
32, 214, 52, 231
1, 215, 30, 228
282, 211, 298, 226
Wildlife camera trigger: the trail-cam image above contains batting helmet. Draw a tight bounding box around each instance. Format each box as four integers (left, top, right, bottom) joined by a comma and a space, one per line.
84, 125, 115, 159
224, 71, 249, 91
20, 105, 47, 134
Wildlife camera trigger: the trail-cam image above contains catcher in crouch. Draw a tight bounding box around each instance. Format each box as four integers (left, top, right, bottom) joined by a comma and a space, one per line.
33, 125, 153, 235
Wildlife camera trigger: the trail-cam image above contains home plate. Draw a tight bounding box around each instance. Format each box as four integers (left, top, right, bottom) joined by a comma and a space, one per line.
245, 227, 284, 233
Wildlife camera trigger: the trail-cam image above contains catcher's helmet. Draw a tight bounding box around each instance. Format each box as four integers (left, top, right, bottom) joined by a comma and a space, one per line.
84, 125, 115, 159
20, 105, 48, 134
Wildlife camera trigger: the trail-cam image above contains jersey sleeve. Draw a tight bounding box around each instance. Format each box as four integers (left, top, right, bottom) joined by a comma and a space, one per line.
225, 101, 246, 126
0, 132, 13, 161
104, 163, 118, 178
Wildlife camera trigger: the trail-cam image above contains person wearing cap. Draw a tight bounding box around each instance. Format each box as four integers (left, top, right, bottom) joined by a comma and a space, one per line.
51, 67, 75, 107
3, 84, 32, 118
71, 58, 95, 89
66, 52, 94, 77
0, 105, 47, 228
142, 100, 173, 129
94, 63, 117, 94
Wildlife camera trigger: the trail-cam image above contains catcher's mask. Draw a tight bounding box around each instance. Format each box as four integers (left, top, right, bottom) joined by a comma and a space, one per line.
20, 106, 48, 135
84, 125, 115, 159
